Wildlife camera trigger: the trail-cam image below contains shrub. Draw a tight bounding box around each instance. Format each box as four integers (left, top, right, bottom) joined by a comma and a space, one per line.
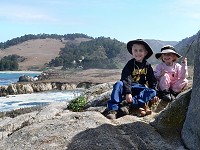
67, 96, 87, 112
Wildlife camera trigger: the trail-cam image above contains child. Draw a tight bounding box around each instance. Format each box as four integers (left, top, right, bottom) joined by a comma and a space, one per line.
106, 39, 159, 119
154, 45, 188, 101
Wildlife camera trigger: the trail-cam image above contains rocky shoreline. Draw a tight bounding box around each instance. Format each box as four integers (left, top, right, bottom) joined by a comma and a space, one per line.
0, 81, 193, 149
0, 68, 198, 149
0, 81, 97, 97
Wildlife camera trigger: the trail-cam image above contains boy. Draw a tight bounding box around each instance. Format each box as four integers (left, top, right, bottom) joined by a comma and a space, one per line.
106, 39, 159, 119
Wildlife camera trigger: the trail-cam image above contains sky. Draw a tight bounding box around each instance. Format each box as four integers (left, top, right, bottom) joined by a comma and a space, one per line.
1, 0, 200, 43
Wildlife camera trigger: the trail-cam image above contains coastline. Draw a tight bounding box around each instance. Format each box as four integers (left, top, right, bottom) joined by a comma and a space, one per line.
0, 71, 42, 74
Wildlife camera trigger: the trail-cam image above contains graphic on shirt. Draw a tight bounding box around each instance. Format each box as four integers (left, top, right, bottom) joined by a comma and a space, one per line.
132, 68, 147, 82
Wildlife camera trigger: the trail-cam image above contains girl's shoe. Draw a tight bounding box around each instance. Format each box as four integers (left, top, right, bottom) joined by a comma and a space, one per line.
170, 90, 180, 97
157, 90, 172, 102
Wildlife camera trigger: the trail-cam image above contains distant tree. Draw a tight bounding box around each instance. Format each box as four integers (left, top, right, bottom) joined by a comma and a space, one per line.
48, 37, 125, 69
0, 33, 93, 49
0, 54, 20, 71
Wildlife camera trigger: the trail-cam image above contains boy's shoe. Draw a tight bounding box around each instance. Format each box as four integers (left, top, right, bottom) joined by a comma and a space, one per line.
137, 108, 146, 117
144, 104, 152, 115
118, 106, 129, 117
118, 100, 130, 117
145, 109, 152, 115
106, 110, 117, 119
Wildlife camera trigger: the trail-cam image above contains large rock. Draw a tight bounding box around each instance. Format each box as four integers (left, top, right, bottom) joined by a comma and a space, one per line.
182, 51, 200, 150
151, 89, 192, 135
0, 82, 192, 149
151, 89, 192, 146
0, 102, 174, 150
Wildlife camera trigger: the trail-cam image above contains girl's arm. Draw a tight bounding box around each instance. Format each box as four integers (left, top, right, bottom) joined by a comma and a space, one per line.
154, 64, 164, 79
178, 57, 188, 79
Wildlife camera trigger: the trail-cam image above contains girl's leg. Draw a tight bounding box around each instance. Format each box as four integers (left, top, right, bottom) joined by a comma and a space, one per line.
171, 79, 188, 93
158, 74, 171, 91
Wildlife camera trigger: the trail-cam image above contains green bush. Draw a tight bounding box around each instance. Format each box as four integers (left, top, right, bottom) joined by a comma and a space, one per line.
67, 96, 87, 112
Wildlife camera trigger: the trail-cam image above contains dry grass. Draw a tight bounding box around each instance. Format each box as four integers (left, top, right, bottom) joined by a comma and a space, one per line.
0, 38, 65, 70
42, 67, 193, 87
44, 69, 122, 84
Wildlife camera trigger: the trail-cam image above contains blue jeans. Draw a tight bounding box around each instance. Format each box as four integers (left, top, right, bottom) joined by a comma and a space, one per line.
107, 81, 156, 111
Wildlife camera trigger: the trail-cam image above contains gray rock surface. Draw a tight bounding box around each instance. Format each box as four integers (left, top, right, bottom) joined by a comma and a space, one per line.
182, 54, 200, 150
0, 103, 173, 150
151, 89, 192, 147
0, 82, 193, 150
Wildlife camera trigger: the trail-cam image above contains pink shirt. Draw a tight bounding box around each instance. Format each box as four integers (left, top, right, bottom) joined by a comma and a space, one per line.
154, 62, 188, 82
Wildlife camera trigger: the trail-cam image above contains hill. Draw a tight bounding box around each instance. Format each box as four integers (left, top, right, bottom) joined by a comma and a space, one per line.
0, 34, 179, 70
0, 38, 64, 70
0, 37, 93, 70
174, 30, 200, 65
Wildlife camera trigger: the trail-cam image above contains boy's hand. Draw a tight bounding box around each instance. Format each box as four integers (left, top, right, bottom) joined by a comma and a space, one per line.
150, 96, 159, 104
125, 94, 133, 103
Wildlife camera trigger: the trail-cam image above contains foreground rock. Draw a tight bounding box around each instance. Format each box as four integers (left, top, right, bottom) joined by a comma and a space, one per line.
182, 53, 200, 150
0, 82, 192, 150
151, 89, 192, 146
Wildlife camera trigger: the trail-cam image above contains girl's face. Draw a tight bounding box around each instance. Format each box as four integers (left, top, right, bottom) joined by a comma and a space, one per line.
131, 44, 147, 62
161, 53, 176, 65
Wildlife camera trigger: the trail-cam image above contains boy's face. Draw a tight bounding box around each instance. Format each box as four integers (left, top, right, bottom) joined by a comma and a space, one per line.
131, 44, 147, 62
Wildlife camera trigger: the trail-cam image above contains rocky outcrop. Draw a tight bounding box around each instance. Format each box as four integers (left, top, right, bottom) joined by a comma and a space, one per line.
0, 82, 87, 96
18, 75, 36, 82
0, 82, 193, 149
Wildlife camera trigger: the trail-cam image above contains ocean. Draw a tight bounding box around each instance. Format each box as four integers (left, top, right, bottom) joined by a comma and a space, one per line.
0, 72, 83, 112
0, 71, 40, 85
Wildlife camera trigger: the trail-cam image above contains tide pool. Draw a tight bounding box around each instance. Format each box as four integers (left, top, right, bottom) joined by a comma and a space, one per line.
0, 89, 83, 112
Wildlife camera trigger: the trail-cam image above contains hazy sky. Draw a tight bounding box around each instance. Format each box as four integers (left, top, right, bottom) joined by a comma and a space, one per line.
1, 0, 200, 43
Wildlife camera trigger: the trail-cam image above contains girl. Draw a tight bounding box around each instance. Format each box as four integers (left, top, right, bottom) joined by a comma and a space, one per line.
154, 45, 188, 101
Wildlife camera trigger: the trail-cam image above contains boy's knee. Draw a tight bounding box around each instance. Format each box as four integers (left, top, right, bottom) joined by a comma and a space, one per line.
114, 81, 123, 87
113, 81, 124, 92
149, 89, 156, 97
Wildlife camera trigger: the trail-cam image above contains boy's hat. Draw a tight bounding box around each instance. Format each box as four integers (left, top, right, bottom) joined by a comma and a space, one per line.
155, 45, 182, 59
127, 39, 153, 59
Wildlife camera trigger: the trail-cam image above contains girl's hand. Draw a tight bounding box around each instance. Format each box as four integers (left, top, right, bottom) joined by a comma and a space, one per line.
126, 94, 133, 103
161, 70, 167, 76
182, 57, 187, 65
